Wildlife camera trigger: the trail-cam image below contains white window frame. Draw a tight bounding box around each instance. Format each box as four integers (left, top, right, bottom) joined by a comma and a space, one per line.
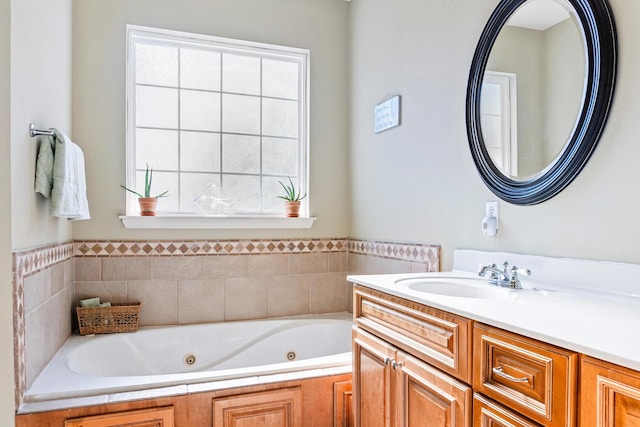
122, 25, 313, 229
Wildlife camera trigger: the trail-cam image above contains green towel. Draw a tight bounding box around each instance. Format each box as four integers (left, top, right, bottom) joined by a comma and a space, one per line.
34, 135, 55, 198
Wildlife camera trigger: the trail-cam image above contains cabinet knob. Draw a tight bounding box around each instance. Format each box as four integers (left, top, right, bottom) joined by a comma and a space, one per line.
392, 360, 403, 370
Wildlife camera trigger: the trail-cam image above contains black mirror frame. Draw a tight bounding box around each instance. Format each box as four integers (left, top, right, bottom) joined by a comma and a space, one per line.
466, 0, 617, 205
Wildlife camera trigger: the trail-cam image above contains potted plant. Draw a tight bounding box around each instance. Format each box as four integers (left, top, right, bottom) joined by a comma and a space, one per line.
121, 164, 168, 216
277, 177, 307, 218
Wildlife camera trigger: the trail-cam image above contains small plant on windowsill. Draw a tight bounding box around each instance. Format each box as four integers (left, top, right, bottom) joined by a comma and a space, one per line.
120, 164, 168, 217
277, 177, 307, 218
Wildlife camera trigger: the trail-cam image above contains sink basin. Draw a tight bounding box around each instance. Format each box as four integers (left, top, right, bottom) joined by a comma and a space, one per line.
395, 276, 513, 299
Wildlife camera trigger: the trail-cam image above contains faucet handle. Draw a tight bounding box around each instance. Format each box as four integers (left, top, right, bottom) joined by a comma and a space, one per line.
502, 261, 510, 274
511, 266, 531, 276
508, 265, 531, 289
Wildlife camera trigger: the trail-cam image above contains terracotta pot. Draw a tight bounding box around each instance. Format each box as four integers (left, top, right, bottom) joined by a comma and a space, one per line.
138, 197, 158, 216
284, 200, 301, 218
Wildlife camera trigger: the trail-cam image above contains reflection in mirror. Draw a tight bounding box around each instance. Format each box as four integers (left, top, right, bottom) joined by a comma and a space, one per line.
480, 0, 586, 180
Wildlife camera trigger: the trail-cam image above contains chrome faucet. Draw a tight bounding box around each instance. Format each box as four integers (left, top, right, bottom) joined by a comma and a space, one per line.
478, 262, 530, 289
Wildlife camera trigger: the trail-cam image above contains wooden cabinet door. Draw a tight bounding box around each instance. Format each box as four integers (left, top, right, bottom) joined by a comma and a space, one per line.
581, 356, 640, 427
334, 380, 354, 427
65, 406, 174, 427
353, 327, 396, 427
212, 388, 302, 427
395, 351, 472, 427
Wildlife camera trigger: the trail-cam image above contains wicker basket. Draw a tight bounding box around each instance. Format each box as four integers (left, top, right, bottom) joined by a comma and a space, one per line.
76, 303, 141, 335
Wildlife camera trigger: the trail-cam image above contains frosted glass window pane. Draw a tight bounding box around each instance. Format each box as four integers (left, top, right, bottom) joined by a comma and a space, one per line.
222, 175, 260, 211
262, 176, 286, 212
222, 94, 260, 134
222, 54, 260, 95
136, 44, 178, 86
180, 48, 221, 91
136, 86, 178, 128
136, 129, 179, 170
181, 173, 221, 213
136, 171, 178, 210
181, 90, 221, 131
263, 59, 299, 99
181, 132, 221, 172
222, 135, 260, 173
263, 98, 298, 138
262, 137, 297, 176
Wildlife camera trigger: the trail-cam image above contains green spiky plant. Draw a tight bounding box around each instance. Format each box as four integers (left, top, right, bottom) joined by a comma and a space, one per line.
120, 164, 169, 198
277, 176, 307, 201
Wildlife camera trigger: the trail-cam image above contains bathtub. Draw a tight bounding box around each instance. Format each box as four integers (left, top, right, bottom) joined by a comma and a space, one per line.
22, 312, 353, 412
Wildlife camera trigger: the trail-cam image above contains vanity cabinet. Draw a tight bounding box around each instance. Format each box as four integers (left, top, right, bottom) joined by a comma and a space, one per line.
353, 285, 473, 426
473, 324, 578, 427
352, 284, 581, 427
353, 327, 472, 427
580, 356, 640, 426
353, 285, 472, 383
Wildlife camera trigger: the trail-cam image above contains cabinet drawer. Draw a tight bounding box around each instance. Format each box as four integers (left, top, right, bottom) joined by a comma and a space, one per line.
473, 324, 578, 427
474, 393, 542, 427
354, 285, 472, 383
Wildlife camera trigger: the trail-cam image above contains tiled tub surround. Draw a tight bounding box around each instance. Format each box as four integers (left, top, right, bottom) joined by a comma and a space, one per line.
13, 238, 440, 409
13, 243, 75, 409
74, 247, 351, 326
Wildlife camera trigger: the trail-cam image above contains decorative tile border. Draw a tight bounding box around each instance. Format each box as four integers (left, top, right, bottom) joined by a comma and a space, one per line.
12, 241, 74, 409
349, 239, 440, 271
74, 238, 349, 257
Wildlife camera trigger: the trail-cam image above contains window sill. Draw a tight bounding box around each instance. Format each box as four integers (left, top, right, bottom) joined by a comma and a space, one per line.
119, 215, 316, 230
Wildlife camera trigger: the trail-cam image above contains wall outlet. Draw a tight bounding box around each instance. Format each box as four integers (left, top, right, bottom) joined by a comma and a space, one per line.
486, 201, 499, 221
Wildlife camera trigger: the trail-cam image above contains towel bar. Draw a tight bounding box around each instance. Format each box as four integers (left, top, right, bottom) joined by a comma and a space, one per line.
29, 123, 56, 138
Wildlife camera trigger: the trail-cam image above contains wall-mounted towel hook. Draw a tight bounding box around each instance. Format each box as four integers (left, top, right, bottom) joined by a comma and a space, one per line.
29, 123, 56, 138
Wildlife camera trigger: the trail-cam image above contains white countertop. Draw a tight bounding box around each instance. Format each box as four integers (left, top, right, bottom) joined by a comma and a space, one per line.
348, 250, 640, 372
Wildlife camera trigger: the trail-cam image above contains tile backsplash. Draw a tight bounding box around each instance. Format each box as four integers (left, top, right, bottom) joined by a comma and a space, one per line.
74, 250, 350, 325
73, 238, 351, 326
12, 242, 74, 409
13, 237, 439, 409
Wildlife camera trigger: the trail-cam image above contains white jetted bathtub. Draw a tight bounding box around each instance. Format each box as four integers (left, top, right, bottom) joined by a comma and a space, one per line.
23, 313, 353, 411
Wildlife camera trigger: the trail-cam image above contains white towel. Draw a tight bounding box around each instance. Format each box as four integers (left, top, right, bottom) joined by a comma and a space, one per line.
50, 129, 91, 220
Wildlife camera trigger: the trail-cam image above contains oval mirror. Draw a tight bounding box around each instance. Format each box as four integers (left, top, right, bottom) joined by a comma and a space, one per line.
466, 0, 616, 205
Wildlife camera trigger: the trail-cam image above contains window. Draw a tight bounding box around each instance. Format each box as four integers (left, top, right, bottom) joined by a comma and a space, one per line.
125, 26, 309, 220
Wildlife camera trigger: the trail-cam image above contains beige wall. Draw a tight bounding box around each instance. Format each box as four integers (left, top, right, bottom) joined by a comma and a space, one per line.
4, 0, 72, 423
1, 0, 13, 424
71, 0, 350, 241
10, 0, 73, 250
349, 0, 640, 271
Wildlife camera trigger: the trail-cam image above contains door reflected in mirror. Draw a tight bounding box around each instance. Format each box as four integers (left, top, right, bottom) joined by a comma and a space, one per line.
481, 0, 586, 181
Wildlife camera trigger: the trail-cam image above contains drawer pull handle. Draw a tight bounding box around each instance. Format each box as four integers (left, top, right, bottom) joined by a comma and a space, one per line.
384, 357, 390, 366
492, 366, 529, 383
392, 360, 403, 370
